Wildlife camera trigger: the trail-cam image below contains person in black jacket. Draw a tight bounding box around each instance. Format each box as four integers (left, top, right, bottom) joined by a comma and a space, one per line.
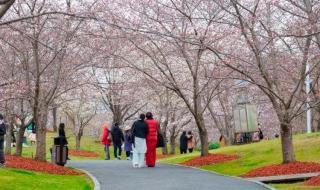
179, 131, 188, 154
111, 123, 124, 160
58, 123, 69, 160
131, 114, 148, 168
0, 114, 6, 166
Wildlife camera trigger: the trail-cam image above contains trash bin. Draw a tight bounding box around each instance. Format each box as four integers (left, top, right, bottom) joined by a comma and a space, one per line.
52, 137, 68, 166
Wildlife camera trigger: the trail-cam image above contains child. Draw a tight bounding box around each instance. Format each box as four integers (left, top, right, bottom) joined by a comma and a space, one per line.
124, 126, 133, 160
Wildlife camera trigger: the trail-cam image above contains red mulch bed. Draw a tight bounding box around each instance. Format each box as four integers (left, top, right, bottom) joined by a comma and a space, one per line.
69, 150, 99, 158
243, 162, 320, 178
5, 156, 81, 175
304, 176, 320, 186
181, 153, 239, 167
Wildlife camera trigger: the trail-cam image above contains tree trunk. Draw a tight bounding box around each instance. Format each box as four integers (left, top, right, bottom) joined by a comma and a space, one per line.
162, 142, 168, 155
162, 122, 168, 155
196, 116, 209, 156
313, 107, 320, 132
75, 135, 81, 151
5, 122, 12, 155
15, 123, 27, 156
52, 107, 58, 132
169, 134, 176, 155
35, 109, 48, 161
280, 121, 296, 164
222, 124, 234, 146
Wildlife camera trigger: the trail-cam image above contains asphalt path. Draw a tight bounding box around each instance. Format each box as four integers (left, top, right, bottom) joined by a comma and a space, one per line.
68, 160, 270, 190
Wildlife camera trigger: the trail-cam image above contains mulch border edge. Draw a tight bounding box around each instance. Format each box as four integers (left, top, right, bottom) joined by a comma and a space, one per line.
167, 163, 276, 190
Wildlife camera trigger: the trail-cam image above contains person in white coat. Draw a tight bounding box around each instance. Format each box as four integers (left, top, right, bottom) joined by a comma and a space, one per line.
131, 114, 148, 168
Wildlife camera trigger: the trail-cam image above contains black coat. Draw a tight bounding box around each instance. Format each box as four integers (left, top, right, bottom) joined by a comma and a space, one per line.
111, 126, 124, 145
132, 120, 148, 139
180, 134, 188, 150
0, 123, 6, 136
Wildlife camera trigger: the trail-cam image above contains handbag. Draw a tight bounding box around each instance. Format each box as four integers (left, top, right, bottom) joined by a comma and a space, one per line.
156, 132, 165, 148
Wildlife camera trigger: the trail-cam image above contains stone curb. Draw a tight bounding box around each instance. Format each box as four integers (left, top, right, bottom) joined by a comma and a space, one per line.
167, 163, 276, 190
77, 168, 101, 190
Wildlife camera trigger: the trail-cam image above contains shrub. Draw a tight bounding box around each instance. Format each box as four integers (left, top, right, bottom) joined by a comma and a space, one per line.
208, 142, 220, 150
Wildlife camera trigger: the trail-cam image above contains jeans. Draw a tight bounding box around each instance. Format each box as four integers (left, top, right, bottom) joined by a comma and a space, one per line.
0, 136, 5, 164
104, 145, 110, 160
113, 144, 122, 158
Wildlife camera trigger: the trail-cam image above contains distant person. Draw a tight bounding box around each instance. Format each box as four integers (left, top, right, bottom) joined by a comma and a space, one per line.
187, 131, 194, 153
124, 126, 133, 160
179, 131, 188, 154
132, 114, 148, 168
0, 114, 6, 167
219, 135, 226, 147
258, 127, 264, 140
252, 131, 260, 142
145, 112, 159, 167
101, 123, 112, 160
111, 122, 124, 160
58, 123, 69, 160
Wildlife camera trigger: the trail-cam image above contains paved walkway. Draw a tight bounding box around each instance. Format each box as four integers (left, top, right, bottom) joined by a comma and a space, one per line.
68, 160, 269, 190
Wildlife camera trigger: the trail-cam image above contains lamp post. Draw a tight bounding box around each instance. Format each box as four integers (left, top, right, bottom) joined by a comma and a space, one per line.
305, 63, 312, 133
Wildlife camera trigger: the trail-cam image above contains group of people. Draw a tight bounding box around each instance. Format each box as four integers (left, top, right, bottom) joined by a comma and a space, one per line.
101, 112, 160, 168
179, 131, 194, 154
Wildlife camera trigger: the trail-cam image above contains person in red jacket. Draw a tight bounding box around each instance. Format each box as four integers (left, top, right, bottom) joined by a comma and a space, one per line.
101, 123, 112, 160
145, 112, 159, 167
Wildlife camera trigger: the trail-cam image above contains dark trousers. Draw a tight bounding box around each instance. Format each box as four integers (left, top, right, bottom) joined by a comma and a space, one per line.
0, 137, 5, 164
188, 148, 193, 153
113, 144, 122, 158
180, 148, 187, 154
126, 151, 131, 158
104, 145, 110, 160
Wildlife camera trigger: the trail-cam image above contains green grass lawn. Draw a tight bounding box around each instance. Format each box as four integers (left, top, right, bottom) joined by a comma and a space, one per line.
0, 168, 93, 190
271, 183, 320, 190
4, 132, 104, 190
20, 132, 106, 160
160, 132, 320, 190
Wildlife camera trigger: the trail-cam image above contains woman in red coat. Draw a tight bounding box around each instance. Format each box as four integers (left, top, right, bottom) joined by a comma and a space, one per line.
145, 112, 159, 167
101, 123, 112, 160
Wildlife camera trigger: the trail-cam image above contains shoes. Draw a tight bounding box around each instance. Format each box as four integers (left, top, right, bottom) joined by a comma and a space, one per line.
126, 157, 131, 161
0, 163, 6, 167
117, 157, 121, 160
105, 158, 110, 160
133, 164, 138, 168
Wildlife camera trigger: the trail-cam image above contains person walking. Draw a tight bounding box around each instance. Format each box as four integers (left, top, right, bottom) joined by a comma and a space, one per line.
179, 131, 188, 154
58, 123, 70, 161
131, 114, 148, 168
101, 123, 112, 160
111, 123, 124, 160
0, 114, 6, 167
145, 112, 159, 167
187, 131, 194, 153
124, 126, 133, 160
258, 126, 264, 140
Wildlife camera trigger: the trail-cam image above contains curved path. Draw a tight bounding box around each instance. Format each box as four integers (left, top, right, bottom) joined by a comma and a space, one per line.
68, 160, 269, 190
